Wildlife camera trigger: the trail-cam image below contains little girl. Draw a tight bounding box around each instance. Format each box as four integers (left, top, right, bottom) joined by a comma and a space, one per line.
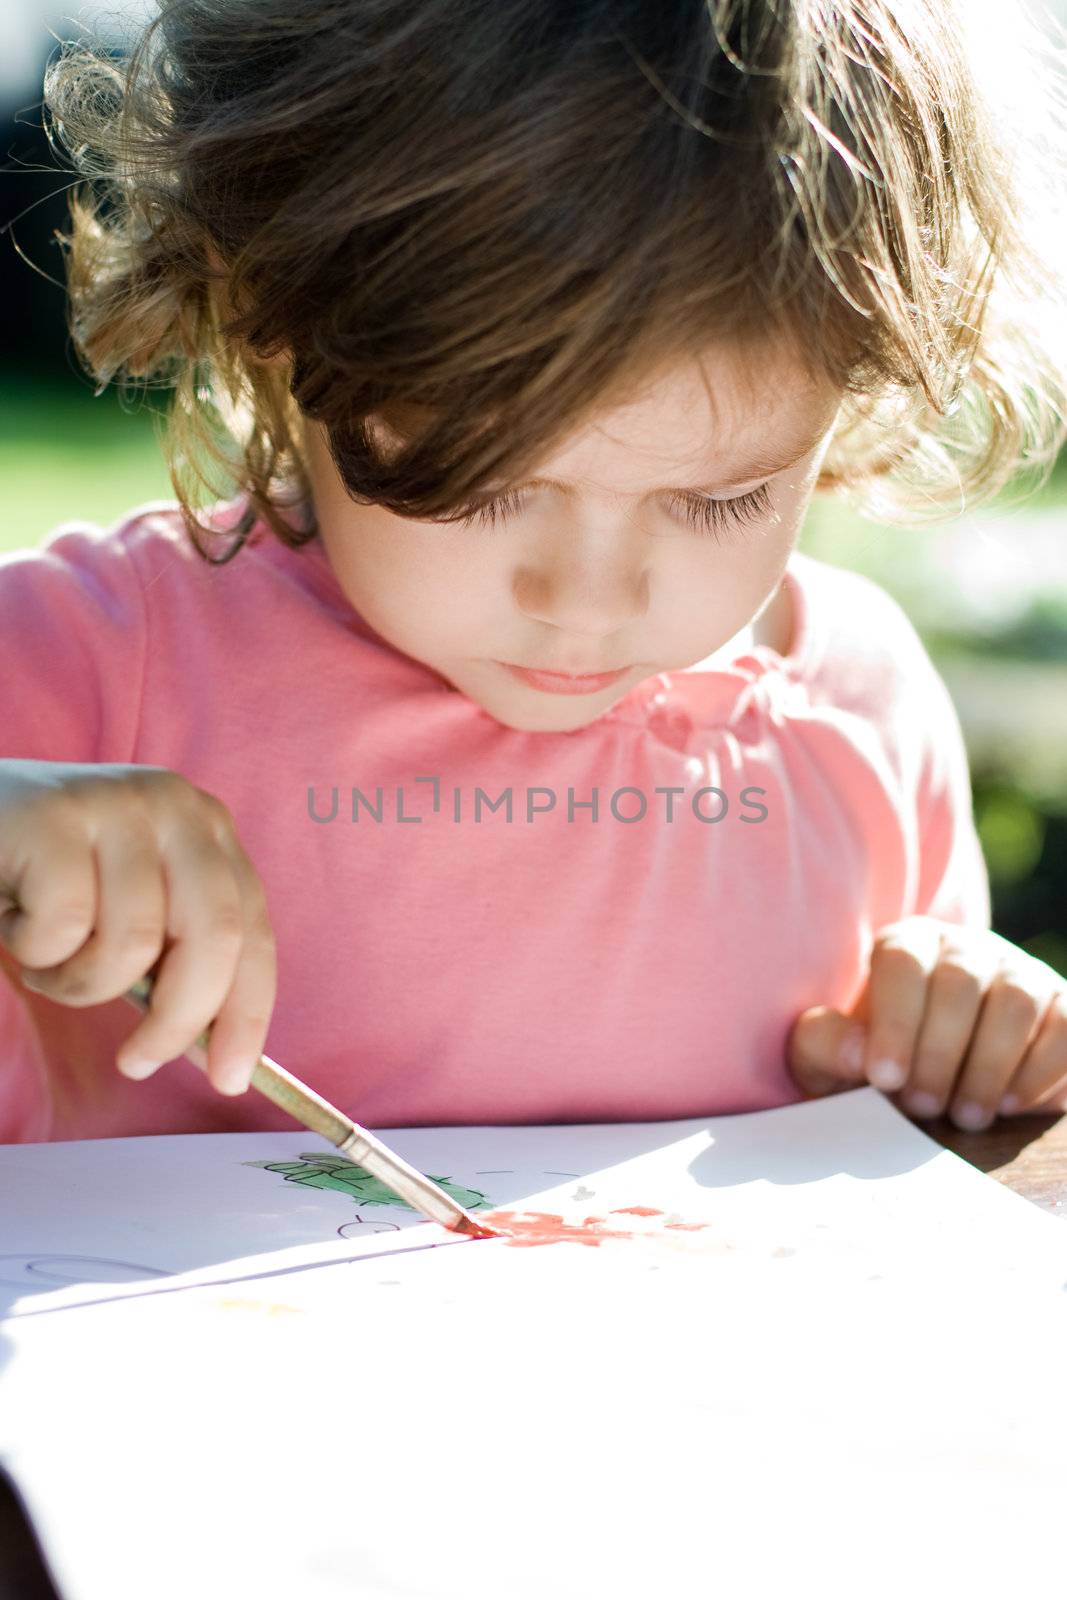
2, 0, 1066, 1143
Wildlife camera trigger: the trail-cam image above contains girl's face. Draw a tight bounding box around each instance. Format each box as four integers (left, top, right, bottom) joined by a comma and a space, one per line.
302, 344, 842, 731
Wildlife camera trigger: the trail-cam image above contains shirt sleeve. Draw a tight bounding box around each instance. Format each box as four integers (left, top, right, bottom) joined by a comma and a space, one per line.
0, 520, 147, 765
803, 556, 993, 935
0, 521, 149, 1139
907, 654, 992, 931
845, 569, 992, 932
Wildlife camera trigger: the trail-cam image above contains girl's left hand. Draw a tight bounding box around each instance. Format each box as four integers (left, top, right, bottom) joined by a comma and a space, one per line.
786, 916, 1067, 1131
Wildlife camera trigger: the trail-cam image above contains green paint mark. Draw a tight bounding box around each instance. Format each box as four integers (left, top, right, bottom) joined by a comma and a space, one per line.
245, 1153, 493, 1212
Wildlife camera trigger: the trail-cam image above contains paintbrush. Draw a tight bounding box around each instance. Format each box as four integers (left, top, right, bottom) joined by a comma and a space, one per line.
121, 974, 502, 1240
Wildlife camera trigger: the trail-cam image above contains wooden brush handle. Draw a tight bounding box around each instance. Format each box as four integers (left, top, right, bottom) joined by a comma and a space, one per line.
124, 974, 352, 1141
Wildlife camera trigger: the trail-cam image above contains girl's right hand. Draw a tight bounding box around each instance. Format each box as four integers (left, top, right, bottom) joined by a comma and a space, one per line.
0, 760, 277, 1095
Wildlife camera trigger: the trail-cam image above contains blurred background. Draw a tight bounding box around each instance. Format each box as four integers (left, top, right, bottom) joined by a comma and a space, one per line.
1, 2, 1065, 974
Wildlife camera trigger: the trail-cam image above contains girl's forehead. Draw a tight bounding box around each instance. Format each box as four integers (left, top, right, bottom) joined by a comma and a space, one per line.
590, 344, 835, 421
371, 340, 837, 453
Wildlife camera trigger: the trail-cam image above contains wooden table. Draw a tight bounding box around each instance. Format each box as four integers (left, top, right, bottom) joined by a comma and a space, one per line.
923, 1106, 1067, 1219
2, 1110, 1065, 1599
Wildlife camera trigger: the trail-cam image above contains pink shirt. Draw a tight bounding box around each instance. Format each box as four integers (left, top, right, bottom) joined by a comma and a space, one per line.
0, 497, 991, 1141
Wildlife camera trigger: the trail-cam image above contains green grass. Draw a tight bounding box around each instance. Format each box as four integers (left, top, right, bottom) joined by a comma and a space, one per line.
0, 377, 176, 554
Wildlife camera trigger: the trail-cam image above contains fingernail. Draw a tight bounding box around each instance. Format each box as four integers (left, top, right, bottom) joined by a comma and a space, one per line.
999, 1093, 1021, 1115
952, 1100, 992, 1132
868, 1057, 907, 1091
118, 1057, 162, 1080
216, 1061, 252, 1096
838, 1027, 866, 1074
905, 1089, 942, 1118
19, 971, 44, 993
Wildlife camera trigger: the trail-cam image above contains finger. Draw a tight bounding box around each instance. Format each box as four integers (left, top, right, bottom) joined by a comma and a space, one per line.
0, 791, 97, 975
115, 807, 246, 1091
1028, 1074, 1067, 1115
997, 989, 1067, 1115
900, 933, 999, 1120
191, 834, 277, 1095
861, 918, 944, 1093
947, 959, 1057, 1130
19, 813, 166, 1007
786, 1006, 868, 1097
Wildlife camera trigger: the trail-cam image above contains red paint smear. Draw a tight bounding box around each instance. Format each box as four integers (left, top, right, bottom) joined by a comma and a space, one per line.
483, 1212, 635, 1247
479, 1208, 709, 1248
448, 1214, 506, 1240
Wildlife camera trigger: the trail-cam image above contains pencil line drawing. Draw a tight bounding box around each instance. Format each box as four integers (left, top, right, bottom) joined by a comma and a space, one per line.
244, 1153, 493, 1211
0, 1254, 171, 1290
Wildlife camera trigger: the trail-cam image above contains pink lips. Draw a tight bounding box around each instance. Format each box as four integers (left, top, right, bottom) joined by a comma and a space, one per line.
498, 661, 631, 695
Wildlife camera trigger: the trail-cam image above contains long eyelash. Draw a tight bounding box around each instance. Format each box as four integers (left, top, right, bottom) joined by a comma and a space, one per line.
667, 484, 772, 537
463, 489, 527, 526
454, 482, 773, 533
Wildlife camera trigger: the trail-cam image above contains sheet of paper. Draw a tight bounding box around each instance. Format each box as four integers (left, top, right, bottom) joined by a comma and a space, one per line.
1, 1087, 1066, 1599
1, 1085, 1065, 1320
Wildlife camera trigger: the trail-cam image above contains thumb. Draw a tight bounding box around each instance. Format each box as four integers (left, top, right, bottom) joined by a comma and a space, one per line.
786, 1006, 867, 1097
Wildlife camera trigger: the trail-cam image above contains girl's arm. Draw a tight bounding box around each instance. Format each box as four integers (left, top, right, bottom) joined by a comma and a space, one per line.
0, 520, 277, 1113
787, 574, 1065, 1125
0, 521, 147, 767
907, 650, 991, 933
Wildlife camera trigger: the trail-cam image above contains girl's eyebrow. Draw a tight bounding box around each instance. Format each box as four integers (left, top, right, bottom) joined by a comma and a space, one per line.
501, 431, 827, 499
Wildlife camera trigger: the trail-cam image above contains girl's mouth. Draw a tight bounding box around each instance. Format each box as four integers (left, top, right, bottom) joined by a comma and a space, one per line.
496, 661, 631, 695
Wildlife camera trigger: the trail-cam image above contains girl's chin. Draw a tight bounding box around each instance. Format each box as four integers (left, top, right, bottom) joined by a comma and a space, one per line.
484, 690, 628, 733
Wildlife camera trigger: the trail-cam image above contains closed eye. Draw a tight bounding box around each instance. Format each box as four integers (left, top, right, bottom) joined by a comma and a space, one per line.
665, 484, 772, 537
446, 482, 773, 535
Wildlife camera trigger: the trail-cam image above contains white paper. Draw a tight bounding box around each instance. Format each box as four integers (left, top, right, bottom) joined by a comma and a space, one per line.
1, 1087, 1066, 1600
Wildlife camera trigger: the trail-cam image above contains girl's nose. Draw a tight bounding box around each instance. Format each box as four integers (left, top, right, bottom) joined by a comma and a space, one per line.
512, 550, 650, 636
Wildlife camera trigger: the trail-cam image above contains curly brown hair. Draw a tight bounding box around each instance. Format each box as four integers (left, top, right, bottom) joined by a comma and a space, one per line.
41, 0, 1067, 563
